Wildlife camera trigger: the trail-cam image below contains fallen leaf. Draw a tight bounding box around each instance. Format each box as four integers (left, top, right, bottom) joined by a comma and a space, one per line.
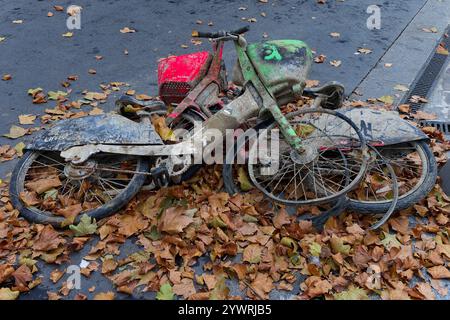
47, 90, 67, 100
54, 5, 64, 11
156, 283, 174, 300
243, 244, 262, 263
377, 95, 394, 105
18, 114, 36, 125
427, 266, 450, 279
14, 142, 25, 157
93, 292, 115, 300
172, 278, 196, 298
237, 167, 253, 191
314, 54, 326, 63
120, 27, 136, 33
394, 84, 409, 92
330, 32, 340, 38
34, 225, 66, 252
380, 232, 401, 250
250, 273, 273, 299
357, 48, 372, 54
330, 60, 342, 67
25, 176, 61, 194
333, 285, 368, 300
69, 214, 97, 236
398, 104, 411, 113
62, 32, 73, 38
0, 288, 19, 300
158, 207, 193, 234
2, 74, 11, 81
437, 44, 449, 56
136, 94, 152, 101
413, 111, 437, 120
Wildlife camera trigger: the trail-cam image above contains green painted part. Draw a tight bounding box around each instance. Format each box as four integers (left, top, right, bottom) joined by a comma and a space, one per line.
263, 44, 282, 61
234, 41, 304, 151
246, 39, 313, 102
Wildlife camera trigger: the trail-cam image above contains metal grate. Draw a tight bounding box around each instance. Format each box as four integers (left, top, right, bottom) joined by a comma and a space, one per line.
402, 25, 450, 113
419, 120, 450, 135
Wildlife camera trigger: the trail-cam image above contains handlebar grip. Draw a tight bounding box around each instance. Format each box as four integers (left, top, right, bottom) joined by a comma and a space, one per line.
230, 25, 250, 35
192, 30, 216, 38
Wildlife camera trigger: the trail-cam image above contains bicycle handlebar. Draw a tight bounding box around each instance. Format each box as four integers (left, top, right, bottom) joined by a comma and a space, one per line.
191, 25, 250, 39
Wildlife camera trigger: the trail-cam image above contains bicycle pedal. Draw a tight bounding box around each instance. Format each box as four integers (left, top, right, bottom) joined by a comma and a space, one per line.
150, 166, 170, 188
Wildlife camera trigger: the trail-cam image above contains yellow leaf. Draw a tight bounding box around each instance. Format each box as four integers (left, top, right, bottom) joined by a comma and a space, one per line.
62, 32, 73, 38
14, 142, 25, 157
333, 285, 368, 300
0, 288, 20, 300
18, 114, 36, 125
3, 125, 27, 139
377, 95, 394, 105
237, 167, 253, 191
437, 44, 449, 56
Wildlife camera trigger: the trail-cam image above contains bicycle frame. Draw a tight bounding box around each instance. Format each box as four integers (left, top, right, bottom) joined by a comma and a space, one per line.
59, 34, 313, 163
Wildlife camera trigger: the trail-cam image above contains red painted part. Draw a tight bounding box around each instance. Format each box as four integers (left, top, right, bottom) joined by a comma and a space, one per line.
157, 51, 211, 105
158, 51, 211, 84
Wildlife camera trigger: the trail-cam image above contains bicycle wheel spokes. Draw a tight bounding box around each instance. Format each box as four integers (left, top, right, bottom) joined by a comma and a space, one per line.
248, 108, 368, 205
22, 152, 139, 216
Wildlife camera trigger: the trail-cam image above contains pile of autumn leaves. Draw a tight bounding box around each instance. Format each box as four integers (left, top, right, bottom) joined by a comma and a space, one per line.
1, 104, 450, 300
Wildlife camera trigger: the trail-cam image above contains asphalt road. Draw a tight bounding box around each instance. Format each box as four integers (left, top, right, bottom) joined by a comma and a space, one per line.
1, 0, 438, 300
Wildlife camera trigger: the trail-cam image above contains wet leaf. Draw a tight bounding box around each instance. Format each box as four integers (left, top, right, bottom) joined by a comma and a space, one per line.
314, 54, 326, 63
380, 232, 402, 250
93, 292, 115, 300
357, 48, 372, 54
158, 206, 193, 234
25, 176, 62, 194
209, 275, 229, 300
398, 104, 411, 113
237, 167, 253, 191
394, 84, 409, 92
377, 95, 394, 105
330, 235, 351, 255
333, 286, 369, 300
14, 142, 25, 157
0, 288, 20, 300
120, 27, 136, 33
47, 90, 67, 100
18, 114, 36, 125
309, 242, 322, 257
427, 266, 450, 279
4, 125, 27, 139
243, 244, 262, 263
69, 214, 97, 236
152, 115, 176, 141
437, 44, 449, 56
330, 60, 342, 67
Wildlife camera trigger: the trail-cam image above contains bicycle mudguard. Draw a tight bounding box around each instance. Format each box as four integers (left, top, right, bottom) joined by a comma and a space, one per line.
26, 114, 163, 152
339, 108, 428, 146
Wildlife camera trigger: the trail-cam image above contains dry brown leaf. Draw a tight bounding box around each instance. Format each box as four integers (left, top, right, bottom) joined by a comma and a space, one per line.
93, 291, 115, 300
427, 266, 450, 279
158, 207, 193, 234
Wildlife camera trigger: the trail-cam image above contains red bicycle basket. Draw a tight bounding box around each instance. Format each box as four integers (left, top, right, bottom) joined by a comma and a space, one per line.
158, 51, 211, 104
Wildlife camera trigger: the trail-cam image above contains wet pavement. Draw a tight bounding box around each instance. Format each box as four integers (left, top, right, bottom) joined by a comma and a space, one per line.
1, 0, 450, 300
